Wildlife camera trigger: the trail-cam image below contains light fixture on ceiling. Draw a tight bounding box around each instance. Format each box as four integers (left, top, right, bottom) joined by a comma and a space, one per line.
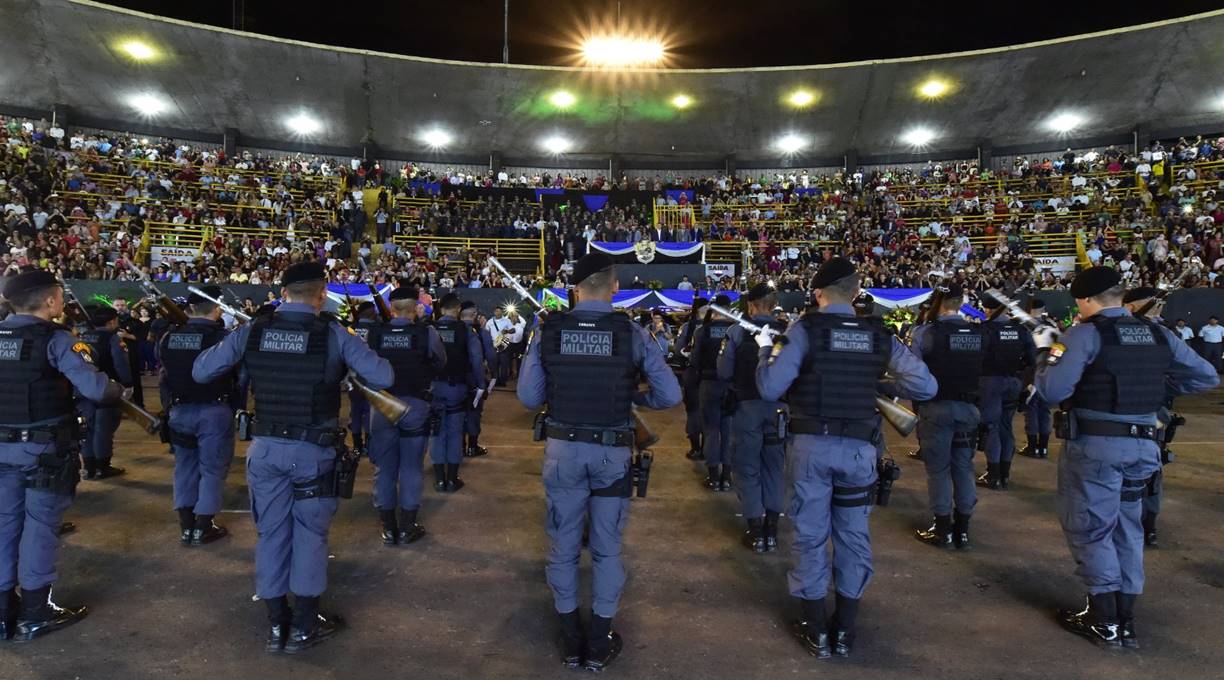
671, 93, 693, 109
549, 90, 577, 109
902, 127, 936, 146
285, 112, 322, 136
917, 78, 951, 99
1047, 112, 1084, 133
775, 133, 807, 154
787, 89, 816, 108
579, 35, 666, 68
420, 128, 452, 149
541, 135, 572, 154
118, 39, 157, 61
127, 93, 168, 116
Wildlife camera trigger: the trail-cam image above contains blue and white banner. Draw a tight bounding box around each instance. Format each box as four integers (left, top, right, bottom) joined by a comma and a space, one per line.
866, 287, 983, 319
587, 241, 705, 264
325, 282, 394, 308
542, 288, 739, 310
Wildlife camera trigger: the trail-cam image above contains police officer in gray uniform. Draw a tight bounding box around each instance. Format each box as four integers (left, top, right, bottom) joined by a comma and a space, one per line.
1035, 267, 1216, 648
756, 258, 936, 659
366, 286, 446, 545
1020, 298, 1053, 458
77, 305, 132, 479
910, 282, 986, 550
717, 283, 788, 552
461, 300, 493, 458
693, 294, 734, 490
193, 262, 393, 653
517, 252, 681, 671
0, 271, 124, 640
157, 285, 240, 546
677, 297, 708, 460
430, 294, 486, 492
347, 302, 379, 454
976, 297, 1036, 490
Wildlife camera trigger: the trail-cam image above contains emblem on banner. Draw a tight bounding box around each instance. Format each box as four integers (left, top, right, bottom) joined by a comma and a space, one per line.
634, 240, 657, 264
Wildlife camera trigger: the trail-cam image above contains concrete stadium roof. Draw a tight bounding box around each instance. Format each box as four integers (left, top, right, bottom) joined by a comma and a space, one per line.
3, 0, 1224, 168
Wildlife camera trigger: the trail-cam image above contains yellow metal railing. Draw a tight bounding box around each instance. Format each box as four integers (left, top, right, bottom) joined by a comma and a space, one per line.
391, 235, 545, 275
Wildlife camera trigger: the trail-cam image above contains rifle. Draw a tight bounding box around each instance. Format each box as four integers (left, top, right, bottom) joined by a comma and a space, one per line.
369, 283, 392, 323
123, 260, 189, 325
707, 303, 919, 437
186, 286, 252, 322
347, 371, 411, 424
1135, 259, 1201, 319
982, 289, 1055, 333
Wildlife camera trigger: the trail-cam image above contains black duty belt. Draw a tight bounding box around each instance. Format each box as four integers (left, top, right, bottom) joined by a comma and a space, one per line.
546, 425, 633, 447
1077, 419, 1161, 442
0, 423, 78, 444
789, 418, 879, 444
252, 421, 342, 446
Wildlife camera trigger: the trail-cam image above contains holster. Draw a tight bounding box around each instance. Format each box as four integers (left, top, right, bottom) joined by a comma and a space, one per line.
767, 409, 788, 444
158, 412, 171, 444
292, 446, 361, 501
235, 410, 254, 441
532, 412, 547, 442
632, 451, 653, 498
591, 464, 633, 499
976, 423, 992, 452
25, 449, 81, 497
1054, 410, 1077, 440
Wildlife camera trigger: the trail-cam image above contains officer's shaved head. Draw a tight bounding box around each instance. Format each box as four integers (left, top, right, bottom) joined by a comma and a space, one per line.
284, 280, 326, 302
577, 268, 616, 299
1088, 284, 1125, 306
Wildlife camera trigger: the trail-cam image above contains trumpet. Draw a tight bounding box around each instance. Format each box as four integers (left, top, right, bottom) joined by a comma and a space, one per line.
346, 372, 411, 425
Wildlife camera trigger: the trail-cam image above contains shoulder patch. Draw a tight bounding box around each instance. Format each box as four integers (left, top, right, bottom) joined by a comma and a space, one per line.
73, 342, 95, 363
346, 326, 358, 336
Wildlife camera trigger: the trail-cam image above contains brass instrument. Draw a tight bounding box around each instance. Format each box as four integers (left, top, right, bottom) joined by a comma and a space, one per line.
707, 303, 920, 437
493, 332, 512, 352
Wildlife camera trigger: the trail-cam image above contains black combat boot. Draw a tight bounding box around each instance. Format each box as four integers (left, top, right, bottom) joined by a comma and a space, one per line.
284, 595, 343, 654
583, 613, 622, 672
953, 511, 972, 550
830, 593, 859, 657
1037, 433, 1050, 458
58, 521, 75, 536
685, 434, 704, 460
94, 460, 126, 479
557, 609, 584, 668
380, 509, 399, 545
351, 431, 364, 454
12, 586, 88, 642
704, 466, 719, 490
192, 515, 228, 545
1019, 434, 1038, 457
764, 511, 780, 552
791, 597, 830, 659
264, 596, 292, 653
433, 464, 446, 492
998, 460, 1012, 490
398, 509, 426, 544
445, 463, 464, 492
1058, 593, 1121, 648
177, 506, 195, 546
1116, 593, 1139, 649
977, 462, 1000, 490
915, 515, 954, 549
81, 457, 97, 480
464, 435, 489, 458
0, 588, 16, 641
1142, 513, 1158, 548
741, 518, 766, 553
719, 465, 733, 492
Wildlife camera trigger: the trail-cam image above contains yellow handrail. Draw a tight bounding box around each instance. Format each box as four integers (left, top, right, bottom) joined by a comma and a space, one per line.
392, 234, 546, 275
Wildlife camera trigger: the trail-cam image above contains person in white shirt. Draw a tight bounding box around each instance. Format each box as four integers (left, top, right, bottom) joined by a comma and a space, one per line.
1175, 319, 1195, 342
676, 275, 694, 291
1198, 317, 1224, 372
485, 307, 514, 383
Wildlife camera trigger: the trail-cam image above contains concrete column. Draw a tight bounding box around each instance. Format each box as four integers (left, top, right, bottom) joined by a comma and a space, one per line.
223, 128, 239, 158
843, 148, 859, 173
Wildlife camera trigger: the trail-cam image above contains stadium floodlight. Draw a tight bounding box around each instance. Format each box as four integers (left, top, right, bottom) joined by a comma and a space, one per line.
902, 127, 936, 146
127, 93, 168, 116
549, 90, 577, 109
917, 78, 950, 99
118, 39, 157, 61
285, 112, 322, 136
775, 133, 807, 154
1047, 112, 1084, 133
787, 89, 816, 108
420, 128, 452, 149
580, 36, 666, 68
541, 135, 572, 154
670, 94, 693, 109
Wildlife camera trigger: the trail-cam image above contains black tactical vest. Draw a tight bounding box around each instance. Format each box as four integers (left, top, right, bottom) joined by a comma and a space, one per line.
0, 322, 74, 424
369, 321, 433, 398
351, 318, 378, 345
697, 320, 732, 380
981, 319, 1026, 377
434, 318, 471, 382
732, 318, 788, 401
161, 322, 232, 404
787, 313, 891, 421
244, 313, 340, 425
78, 328, 118, 380
540, 311, 638, 428
923, 320, 985, 402
1071, 315, 1173, 414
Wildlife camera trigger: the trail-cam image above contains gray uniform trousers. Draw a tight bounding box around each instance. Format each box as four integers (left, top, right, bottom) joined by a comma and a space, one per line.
731, 399, 785, 518
699, 380, 732, 466
917, 400, 981, 516
979, 376, 1021, 464
0, 443, 73, 591
368, 396, 431, 511
169, 403, 235, 516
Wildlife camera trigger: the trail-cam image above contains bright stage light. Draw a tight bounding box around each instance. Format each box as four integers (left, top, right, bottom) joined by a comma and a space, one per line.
541, 135, 572, 154
775, 133, 807, 154
917, 78, 950, 99
670, 94, 693, 109
1047, 112, 1084, 133
579, 36, 666, 68
420, 128, 452, 149
787, 89, 816, 108
549, 90, 577, 109
285, 112, 322, 136
127, 93, 168, 116
118, 39, 157, 61
902, 127, 936, 146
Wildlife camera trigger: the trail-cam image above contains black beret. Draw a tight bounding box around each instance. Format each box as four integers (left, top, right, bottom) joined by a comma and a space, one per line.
938, 281, 964, 299
355, 301, 375, 316
744, 283, 775, 302
255, 303, 277, 316
438, 293, 461, 309
282, 261, 326, 286
571, 252, 615, 286
389, 286, 418, 302
712, 294, 731, 307
3, 270, 59, 298
853, 292, 875, 310
981, 295, 1002, 310
459, 300, 478, 311
187, 285, 222, 305
1122, 286, 1158, 304
692, 297, 708, 309
90, 305, 117, 325
810, 257, 857, 289
1028, 298, 1046, 311
1070, 266, 1121, 299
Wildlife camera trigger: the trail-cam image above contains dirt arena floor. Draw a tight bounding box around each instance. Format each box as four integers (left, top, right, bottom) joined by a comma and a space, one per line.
2, 378, 1222, 680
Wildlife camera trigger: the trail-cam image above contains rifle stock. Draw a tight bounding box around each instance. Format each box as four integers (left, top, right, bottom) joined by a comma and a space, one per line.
369, 284, 392, 322
347, 372, 410, 424
117, 396, 161, 435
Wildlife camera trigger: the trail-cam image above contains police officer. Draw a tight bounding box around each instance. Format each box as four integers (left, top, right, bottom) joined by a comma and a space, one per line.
1034, 267, 1216, 648
910, 282, 986, 550
347, 301, 379, 453
0, 271, 124, 640
692, 294, 734, 490
717, 284, 787, 553
77, 305, 132, 479
193, 261, 393, 653
366, 286, 445, 545
157, 285, 240, 546
460, 300, 493, 458
976, 297, 1036, 490
756, 258, 936, 659
677, 297, 707, 460
430, 294, 485, 492
1020, 298, 1053, 459
517, 252, 681, 671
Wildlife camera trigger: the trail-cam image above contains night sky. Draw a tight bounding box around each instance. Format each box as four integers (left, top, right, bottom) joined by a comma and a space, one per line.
99, 0, 1221, 68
